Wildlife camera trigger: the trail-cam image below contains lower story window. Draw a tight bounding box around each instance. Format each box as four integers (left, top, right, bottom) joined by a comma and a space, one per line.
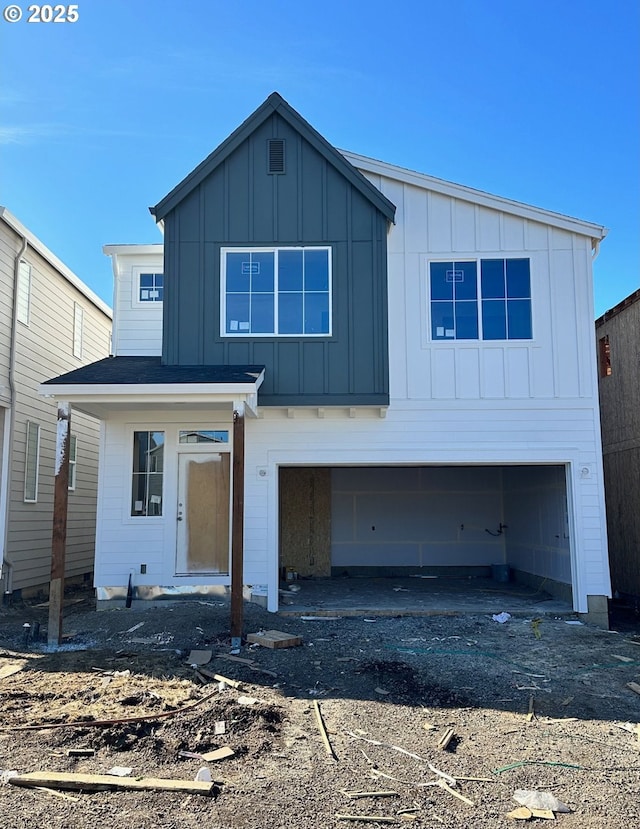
131, 431, 164, 516
68, 434, 77, 491
430, 258, 532, 341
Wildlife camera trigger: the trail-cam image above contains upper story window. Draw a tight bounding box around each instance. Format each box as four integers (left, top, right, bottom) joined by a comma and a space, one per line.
139, 272, 163, 303
221, 247, 331, 337
429, 258, 532, 341
73, 302, 84, 358
16, 260, 31, 326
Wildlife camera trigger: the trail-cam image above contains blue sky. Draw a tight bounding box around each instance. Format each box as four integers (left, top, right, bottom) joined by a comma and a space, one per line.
1, 0, 638, 317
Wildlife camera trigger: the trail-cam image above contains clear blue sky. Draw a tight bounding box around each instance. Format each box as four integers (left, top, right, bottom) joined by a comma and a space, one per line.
1, 0, 638, 317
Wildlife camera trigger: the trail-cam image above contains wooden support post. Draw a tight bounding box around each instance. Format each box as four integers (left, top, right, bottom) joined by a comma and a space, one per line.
48, 402, 70, 647
230, 402, 245, 647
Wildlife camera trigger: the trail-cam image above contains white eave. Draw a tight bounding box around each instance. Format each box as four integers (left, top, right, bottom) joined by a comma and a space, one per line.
341, 151, 609, 242
103, 244, 164, 257
0, 207, 113, 319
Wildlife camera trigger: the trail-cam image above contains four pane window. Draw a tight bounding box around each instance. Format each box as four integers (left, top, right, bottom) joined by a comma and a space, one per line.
139, 273, 163, 302
430, 258, 532, 341
223, 248, 331, 336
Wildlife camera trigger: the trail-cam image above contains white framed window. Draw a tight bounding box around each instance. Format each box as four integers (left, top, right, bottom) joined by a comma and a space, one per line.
68, 434, 77, 491
428, 258, 532, 341
73, 302, 84, 358
221, 247, 332, 336
138, 272, 163, 303
24, 421, 40, 502
131, 430, 164, 516
16, 260, 31, 326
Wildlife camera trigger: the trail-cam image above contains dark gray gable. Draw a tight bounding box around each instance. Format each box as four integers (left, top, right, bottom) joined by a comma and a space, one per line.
150, 92, 396, 224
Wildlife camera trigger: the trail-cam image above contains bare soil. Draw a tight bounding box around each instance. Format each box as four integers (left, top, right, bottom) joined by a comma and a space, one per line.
0, 587, 639, 828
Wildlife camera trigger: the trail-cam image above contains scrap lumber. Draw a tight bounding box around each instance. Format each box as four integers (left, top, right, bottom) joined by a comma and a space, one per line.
313, 700, 337, 760
197, 668, 242, 689
336, 816, 398, 824
246, 630, 302, 649
8, 771, 219, 795
0, 660, 27, 679
341, 790, 399, 799
436, 728, 455, 750
433, 779, 474, 807
200, 746, 235, 762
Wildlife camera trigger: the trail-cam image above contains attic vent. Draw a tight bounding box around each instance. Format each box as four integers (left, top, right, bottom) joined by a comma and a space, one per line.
267, 139, 285, 174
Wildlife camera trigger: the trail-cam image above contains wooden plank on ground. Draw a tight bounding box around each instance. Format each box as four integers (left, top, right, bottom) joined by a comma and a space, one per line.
8, 771, 219, 796
246, 630, 302, 649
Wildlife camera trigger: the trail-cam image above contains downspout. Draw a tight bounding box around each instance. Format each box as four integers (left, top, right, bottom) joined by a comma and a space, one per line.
2, 233, 28, 595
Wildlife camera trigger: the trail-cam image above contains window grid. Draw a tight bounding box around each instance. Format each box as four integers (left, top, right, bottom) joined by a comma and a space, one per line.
429, 258, 532, 341
24, 421, 40, 502
222, 247, 331, 337
139, 273, 163, 302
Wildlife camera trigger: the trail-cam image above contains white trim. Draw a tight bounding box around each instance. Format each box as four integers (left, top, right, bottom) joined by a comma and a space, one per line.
103, 244, 164, 257
220, 246, 333, 338
341, 151, 608, 241
128, 427, 165, 519
0, 207, 112, 318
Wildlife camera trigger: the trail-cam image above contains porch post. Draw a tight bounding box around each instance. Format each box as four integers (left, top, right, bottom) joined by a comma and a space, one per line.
230, 401, 245, 648
48, 401, 71, 647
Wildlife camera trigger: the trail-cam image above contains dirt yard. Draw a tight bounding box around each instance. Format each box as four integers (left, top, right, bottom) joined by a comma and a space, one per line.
0, 587, 639, 828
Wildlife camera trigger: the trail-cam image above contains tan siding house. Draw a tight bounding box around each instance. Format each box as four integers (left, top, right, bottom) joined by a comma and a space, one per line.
0, 208, 112, 596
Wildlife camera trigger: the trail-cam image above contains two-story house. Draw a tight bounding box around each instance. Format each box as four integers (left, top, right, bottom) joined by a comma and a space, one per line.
0, 208, 112, 597
41, 94, 611, 625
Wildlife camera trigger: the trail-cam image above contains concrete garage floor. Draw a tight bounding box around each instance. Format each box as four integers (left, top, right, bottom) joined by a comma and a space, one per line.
277, 575, 575, 618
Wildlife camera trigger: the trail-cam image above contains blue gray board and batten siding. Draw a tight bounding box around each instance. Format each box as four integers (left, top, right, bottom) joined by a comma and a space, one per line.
152, 94, 396, 407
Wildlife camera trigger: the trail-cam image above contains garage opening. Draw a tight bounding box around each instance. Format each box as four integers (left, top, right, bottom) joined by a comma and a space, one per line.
279, 465, 573, 605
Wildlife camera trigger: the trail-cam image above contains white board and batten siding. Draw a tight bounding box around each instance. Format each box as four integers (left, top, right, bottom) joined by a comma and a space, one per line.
95, 162, 610, 614
106, 245, 163, 357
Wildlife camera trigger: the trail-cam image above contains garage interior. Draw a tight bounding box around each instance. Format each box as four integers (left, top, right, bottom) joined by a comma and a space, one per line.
278, 465, 574, 614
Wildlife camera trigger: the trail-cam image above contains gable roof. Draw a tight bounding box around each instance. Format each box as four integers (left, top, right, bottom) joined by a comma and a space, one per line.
150, 92, 396, 224
343, 151, 608, 242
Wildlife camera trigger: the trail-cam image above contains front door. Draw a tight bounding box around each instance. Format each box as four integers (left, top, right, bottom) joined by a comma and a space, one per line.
176, 452, 230, 574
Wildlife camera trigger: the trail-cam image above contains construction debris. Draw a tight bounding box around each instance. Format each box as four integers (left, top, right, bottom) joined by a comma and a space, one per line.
341, 790, 399, 800
7, 771, 220, 796
436, 728, 455, 750
0, 660, 27, 679
246, 630, 302, 649
313, 699, 337, 761
513, 789, 571, 813
335, 816, 398, 824
186, 650, 212, 666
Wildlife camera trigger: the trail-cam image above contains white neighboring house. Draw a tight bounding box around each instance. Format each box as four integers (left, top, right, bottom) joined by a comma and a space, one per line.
0, 208, 112, 597
41, 94, 611, 624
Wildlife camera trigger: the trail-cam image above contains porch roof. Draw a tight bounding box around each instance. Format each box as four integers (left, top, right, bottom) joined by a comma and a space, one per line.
39, 356, 265, 419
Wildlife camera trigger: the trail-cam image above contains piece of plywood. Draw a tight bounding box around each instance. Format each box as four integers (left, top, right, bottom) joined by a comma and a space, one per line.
186, 455, 230, 573
8, 771, 218, 795
200, 746, 234, 762
246, 630, 302, 649
0, 660, 27, 679
279, 467, 331, 577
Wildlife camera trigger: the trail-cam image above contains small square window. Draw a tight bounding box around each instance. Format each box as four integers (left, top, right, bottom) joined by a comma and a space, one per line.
139, 273, 163, 302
